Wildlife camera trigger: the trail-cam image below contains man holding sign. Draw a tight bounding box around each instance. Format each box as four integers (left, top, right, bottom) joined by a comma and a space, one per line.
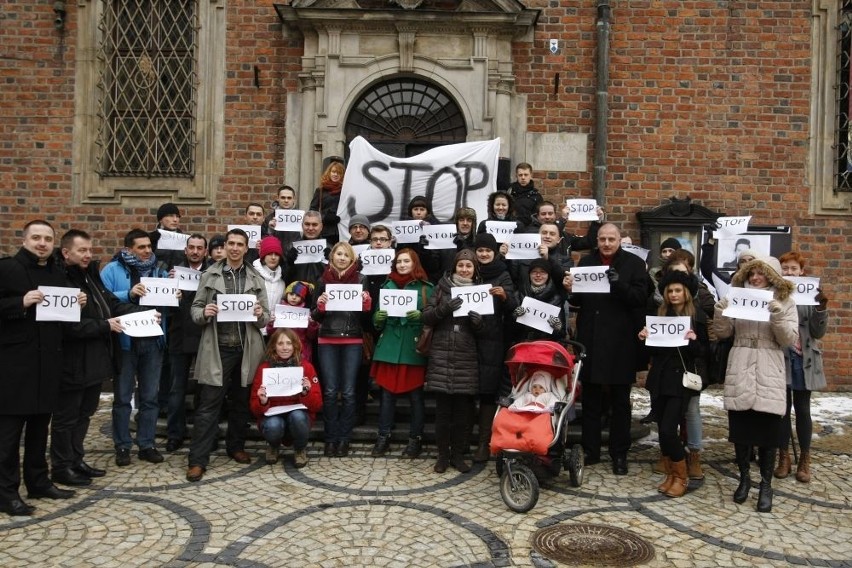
101, 228, 170, 468
0, 220, 84, 515
187, 228, 271, 482
564, 223, 651, 475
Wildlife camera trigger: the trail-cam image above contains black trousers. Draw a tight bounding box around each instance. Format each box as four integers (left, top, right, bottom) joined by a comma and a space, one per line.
434, 393, 474, 458
656, 394, 687, 462
50, 384, 101, 471
0, 414, 52, 502
581, 382, 632, 460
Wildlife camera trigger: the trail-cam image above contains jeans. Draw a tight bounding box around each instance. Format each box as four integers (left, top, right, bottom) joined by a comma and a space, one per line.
112, 340, 163, 450
260, 411, 310, 450
188, 348, 250, 469
51, 384, 101, 470
317, 343, 362, 444
378, 387, 424, 438
685, 394, 702, 451
167, 352, 195, 441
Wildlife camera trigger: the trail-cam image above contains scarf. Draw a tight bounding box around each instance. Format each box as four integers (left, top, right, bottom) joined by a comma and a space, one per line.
322, 261, 360, 284
449, 273, 473, 287
478, 258, 508, 282
322, 178, 342, 195
388, 271, 416, 288
119, 249, 158, 278
252, 258, 282, 283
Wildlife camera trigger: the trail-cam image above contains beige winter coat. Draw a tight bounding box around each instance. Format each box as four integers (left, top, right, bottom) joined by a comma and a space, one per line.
712, 259, 798, 417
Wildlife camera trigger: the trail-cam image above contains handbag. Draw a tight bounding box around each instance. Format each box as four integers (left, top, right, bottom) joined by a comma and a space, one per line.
414, 284, 434, 356
677, 347, 703, 391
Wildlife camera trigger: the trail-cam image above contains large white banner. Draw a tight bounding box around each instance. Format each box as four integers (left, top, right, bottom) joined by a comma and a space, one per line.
337, 136, 500, 240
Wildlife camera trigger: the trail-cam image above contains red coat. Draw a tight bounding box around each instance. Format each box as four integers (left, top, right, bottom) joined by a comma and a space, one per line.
249, 360, 323, 428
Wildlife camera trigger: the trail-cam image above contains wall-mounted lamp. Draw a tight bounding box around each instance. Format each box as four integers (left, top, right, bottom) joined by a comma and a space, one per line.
53, 1, 67, 31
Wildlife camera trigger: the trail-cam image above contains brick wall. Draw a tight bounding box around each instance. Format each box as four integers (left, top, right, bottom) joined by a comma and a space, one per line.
1, 1, 849, 388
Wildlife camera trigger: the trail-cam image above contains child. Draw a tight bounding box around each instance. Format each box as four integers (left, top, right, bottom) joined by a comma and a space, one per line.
511, 371, 559, 412
270, 281, 318, 363
249, 329, 323, 468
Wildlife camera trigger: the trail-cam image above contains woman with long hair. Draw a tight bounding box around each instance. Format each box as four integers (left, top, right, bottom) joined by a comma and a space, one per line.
312, 242, 372, 457
309, 160, 345, 245
370, 249, 434, 458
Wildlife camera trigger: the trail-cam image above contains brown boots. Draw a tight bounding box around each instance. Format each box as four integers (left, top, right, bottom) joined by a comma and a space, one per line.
657, 457, 673, 493
656, 456, 687, 497
796, 450, 811, 483
774, 448, 791, 479
686, 450, 704, 480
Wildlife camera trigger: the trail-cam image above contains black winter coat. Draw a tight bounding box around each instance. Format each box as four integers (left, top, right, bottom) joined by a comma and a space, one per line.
572, 248, 651, 385
309, 186, 341, 244
0, 249, 66, 414
476, 261, 518, 396
423, 276, 484, 395
167, 259, 211, 354
645, 305, 710, 399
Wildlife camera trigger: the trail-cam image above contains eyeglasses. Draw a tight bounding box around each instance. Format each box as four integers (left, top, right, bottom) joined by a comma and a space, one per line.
370, 237, 390, 243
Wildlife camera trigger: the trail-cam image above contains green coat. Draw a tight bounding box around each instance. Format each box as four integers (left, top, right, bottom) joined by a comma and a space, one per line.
372, 279, 433, 367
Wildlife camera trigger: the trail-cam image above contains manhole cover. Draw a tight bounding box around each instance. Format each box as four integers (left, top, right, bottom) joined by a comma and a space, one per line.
531, 523, 655, 566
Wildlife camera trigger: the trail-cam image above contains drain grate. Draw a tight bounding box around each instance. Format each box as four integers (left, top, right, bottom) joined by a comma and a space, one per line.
531, 523, 655, 566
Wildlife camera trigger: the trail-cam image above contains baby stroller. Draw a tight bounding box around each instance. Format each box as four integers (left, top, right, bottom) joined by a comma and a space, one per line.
490, 340, 585, 513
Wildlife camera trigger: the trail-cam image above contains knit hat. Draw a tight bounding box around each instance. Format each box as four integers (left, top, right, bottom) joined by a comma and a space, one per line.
474, 233, 499, 253
208, 234, 226, 254
285, 280, 314, 301
659, 237, 682, 253
408, 195, 430, 216
455, 207, 477, 222
658, 270, 699, 297
348, 215, 370, 231
762, 256, 783, 279
156, 202, 181, 221
530, 370, 554, 392
259, 236, 283, 260
737, 248, 758, 262
528, 258, 551, 275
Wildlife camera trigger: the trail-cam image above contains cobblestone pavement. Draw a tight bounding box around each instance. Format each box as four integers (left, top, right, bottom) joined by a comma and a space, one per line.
1, 391, 850, 567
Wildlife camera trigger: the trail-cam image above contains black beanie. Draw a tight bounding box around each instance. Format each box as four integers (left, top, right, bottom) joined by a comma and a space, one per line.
659, 237, 682, 253
658, 270, 699, 297
474, 233, 499, 253
157, 202, 181, 221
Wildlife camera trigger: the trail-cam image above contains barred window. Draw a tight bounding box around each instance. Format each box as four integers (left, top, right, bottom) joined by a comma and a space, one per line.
96, 1, 198, 178
838, 0, 852, 192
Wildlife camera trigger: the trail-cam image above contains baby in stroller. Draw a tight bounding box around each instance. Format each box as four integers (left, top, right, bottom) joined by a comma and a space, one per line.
510, 370, 560, 413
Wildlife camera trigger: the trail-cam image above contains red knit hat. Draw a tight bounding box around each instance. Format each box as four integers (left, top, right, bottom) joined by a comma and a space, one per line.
259, 236, 283, 259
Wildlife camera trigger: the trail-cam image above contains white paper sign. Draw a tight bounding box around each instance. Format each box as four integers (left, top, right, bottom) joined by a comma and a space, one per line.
293, 239, 327, 264
713, 216, 752, 239
450, 284, 494, 316
264, 403, 307, 416
517, 297, 561, 334
505, 234, 541, 260
722, 288, 774, 322
565, 199, 599, 221
118, 310, 163, 337
711, 273, 730, 302
570, 266, 611, 293
392, 220, 424, 244
228, 224, 262, 248
352, 244, 370, 257
262, 366, 303, 397
36, 286, 81, 322
379, 289, 418, 318
156, 229, 190, 251
785, 276, 820, 306
485, 220, 518, 243
139, 277, 179, 307
645, 316, 691, 347
273, 305, 310, 328
274, 209, 304, 232
173, 266, 202, 291
216, 293, 257, 322
423, 224, 458, 250
325, 284, 363, 312
621, 244, 650, 262
359, 248, 395, 275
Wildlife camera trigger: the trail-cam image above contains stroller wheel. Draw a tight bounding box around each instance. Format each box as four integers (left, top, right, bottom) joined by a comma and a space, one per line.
567, 444, 584, 487
500, 463, 539, 513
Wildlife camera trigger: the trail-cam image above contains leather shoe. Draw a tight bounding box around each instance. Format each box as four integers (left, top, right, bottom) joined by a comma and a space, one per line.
335, 441, 350, 457
138, 448, 165, 464
53, 467, 92, 487
186, 465, 205, 482
115, 448, 131, 467
229, 450, 252, 464
0, 498, 35, 516
28, 485, 76, 500
584, 452, 601, 466
612, 456, 629, 476
73, 462, 106, 478
165, 439, 183, 452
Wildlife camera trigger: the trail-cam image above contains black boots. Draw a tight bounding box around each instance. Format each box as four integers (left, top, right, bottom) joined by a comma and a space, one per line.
733, 443, 751, 504
473, 402, 496, 463
757, 447, 776, 513
371, 434, 391, 457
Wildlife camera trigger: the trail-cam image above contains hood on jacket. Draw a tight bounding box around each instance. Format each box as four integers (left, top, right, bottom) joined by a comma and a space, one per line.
731, 258, 794, 301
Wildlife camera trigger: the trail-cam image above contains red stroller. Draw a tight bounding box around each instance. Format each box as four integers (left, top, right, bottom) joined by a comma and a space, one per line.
490, 340, 585, 512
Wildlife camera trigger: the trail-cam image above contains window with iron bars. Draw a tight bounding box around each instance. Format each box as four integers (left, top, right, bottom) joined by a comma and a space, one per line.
838, 0, 852, 192
96, 1, 198, 178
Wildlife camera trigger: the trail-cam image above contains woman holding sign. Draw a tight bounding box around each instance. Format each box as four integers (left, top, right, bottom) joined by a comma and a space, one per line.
637, 271, 709, 498
370, 249, 434, 459
250, 329, 322, 468
423, 249, 486, 474
713, 257, 798, 513
312, 242, 372, 458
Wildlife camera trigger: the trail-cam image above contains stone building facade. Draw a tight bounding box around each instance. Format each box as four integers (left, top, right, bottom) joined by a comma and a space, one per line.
0, 0, 849, 387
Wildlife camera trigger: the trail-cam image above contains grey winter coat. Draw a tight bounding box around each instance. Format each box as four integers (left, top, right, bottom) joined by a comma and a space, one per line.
191, 261, 271, 387
785, 305, 828, 391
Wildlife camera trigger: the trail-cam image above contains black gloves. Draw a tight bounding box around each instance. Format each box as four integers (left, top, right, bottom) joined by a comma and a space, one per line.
436, 296, 464, 319
418, 235, 429, 247
606, 267, 620, 283
468, 310, 483, 328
